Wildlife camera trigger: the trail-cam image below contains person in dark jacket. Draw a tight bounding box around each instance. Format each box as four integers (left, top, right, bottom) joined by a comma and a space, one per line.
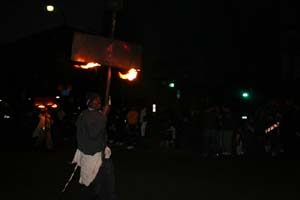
72, 92, 117, 200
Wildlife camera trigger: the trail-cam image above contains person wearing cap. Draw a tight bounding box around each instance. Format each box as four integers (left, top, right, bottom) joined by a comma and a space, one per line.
71, 92, 117, 200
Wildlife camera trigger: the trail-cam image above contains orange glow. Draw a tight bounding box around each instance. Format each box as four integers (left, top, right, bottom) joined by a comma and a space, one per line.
37, 105, 46, 109
118, 68, 139, 81
35, 103, 58, 109
34, 97, 58, 110
74, 62, 101, 69
51, 104, 58, 108
36, 103, 58, 109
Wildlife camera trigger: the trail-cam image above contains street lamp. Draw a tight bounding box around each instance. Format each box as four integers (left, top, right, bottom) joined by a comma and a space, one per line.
46, 4, 55, 12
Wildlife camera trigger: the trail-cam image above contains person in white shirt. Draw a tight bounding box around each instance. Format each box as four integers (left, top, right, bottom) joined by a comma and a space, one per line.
71, 92, 117, 200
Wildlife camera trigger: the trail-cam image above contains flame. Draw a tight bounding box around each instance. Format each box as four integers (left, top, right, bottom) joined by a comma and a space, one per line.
37, 105, 46, 109
35, 103, 58, 109
74, 62, 101, 69
118, 68, 139, 81
51, 104, 58, 108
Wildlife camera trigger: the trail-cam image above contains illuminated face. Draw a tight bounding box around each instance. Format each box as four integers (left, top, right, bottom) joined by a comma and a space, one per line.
89, 96, 102, 110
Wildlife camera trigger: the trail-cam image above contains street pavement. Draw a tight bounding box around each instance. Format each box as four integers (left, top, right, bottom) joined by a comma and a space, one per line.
1, 137, 300, 200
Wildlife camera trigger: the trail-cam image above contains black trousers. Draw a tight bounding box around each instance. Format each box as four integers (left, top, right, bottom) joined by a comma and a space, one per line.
79, 158, 117, 200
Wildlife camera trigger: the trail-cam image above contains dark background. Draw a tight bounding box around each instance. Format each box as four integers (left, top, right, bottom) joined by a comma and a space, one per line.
1, 0, 300, 107
1, 3, 300, 200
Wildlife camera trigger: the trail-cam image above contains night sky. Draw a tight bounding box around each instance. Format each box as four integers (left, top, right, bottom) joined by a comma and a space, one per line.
1, 1, 299, 103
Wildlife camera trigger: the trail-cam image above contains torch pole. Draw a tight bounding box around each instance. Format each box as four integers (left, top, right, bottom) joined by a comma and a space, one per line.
105, 66, 112, 105
105, 10, 117, 105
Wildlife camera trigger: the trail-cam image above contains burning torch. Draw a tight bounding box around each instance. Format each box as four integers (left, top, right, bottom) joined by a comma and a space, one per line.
265, 122, 280, 134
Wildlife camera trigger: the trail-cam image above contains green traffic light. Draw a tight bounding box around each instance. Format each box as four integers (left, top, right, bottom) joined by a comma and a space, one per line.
240, 90, 251, 100
169, 82, 175, 88
242, 92, 249, 98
